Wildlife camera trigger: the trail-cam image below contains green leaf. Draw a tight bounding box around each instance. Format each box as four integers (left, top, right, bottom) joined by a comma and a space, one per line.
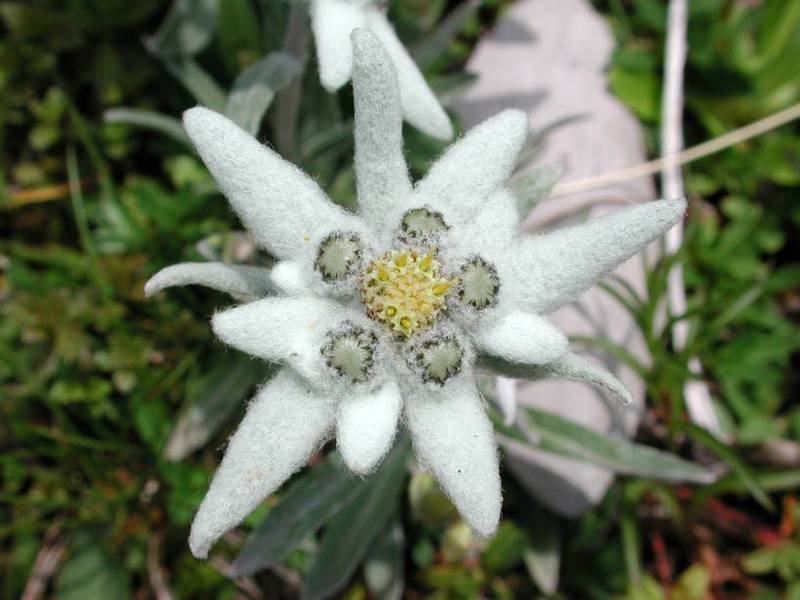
302, 438, 411, 600
225, 53, 302, 135
522, 504, 560, 595
412, 0, 482, 69
163, 354, 272, 461
619, 574, 665, 600
515, 114, 587, 169
156, 55, 227, 111
498, 408, 716, 484
481, 522, 528, 574
217, 0, 263, 74
683, 423, 774, 511
609, 65, 660, 122
743, 546, 780, 575
104, 108, 192, 147
364, 519, 405, 600
230, 453, 365, 577
509, 166, 563, 220
673, 564, 711, 599
56, 532, 130, 600
753, 0, 800, 70
146, 0, 217, 57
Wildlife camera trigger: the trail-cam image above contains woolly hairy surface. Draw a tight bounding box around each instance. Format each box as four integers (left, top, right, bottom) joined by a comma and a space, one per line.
506, 199, 686, 315
472, 311, 568, 365
270, 260, 310, 296
183, 107, 368, 260
404, 376, 501, 537
165, 29, 691, 559
311, 0, 364, 92
480, 352, 633, 406
337, 379, 402, 474
447, 190, 520, 259
189, 369, 334, 558
144, 262, 272, 301
211, 296, 361, 387
361, 13, 453, 140
414, 110, 527, 228
351, 29, 412, 237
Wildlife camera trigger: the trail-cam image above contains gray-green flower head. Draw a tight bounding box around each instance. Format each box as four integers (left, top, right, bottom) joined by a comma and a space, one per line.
309, 0, 453, 140
146, 29, 686, 560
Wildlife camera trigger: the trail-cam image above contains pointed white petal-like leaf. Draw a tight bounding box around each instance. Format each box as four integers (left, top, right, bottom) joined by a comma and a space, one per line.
472, 311, 567, 365
189, 369, 334, 558
363, 8, 453, 140
270, 260, 310, 296
494, 377, 519, 425
448, 189, 519, 259
495, 376, 518, 426
337, 379, 402, 475
211, 296, 356, 386
183, 107, 367, 259
480, 352, 633, 406
414, 110, 527, 226
310, 0, 364, 91
144, 262, 272, 301
351, 28, 412, 234
506, 199, 686, 315
404, 377, 501, 537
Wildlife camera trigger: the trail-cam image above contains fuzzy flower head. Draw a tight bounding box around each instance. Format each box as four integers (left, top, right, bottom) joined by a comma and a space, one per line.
146, 30, 685, 559
310, 0, 453, 139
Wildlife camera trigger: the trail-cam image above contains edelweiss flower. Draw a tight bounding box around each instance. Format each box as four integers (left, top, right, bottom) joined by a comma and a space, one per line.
146, 30, 685, 559
309, 0, 453, 139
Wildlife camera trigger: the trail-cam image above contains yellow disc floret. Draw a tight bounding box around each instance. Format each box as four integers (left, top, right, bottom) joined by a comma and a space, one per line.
360, 248, 457, 338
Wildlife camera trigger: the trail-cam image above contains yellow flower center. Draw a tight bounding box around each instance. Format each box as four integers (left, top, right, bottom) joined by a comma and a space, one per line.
360, 249, 457, 338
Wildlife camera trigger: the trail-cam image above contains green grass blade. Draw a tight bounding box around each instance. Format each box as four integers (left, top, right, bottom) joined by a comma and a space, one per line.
521, 504, 561, 595
510, 166, 563, 220
683, 423, 774, 511
146, 0, 217, 57
364, 519, 405, 600
159, 56, 227, 111
225, 53, 302, 135
514, 408, 716, 484
104, 108, 192, 147
163, 355, 272, 461
230, 453, 364, 577
302, 438, 411, 600
412, 0, 482, 69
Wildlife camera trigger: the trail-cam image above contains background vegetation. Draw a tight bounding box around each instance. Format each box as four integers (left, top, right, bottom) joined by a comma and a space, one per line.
1, 0, 798, 598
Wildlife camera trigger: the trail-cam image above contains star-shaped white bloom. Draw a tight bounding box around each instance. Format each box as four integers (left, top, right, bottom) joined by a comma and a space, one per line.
309, 0, 453, 139
146, 29, 685, 559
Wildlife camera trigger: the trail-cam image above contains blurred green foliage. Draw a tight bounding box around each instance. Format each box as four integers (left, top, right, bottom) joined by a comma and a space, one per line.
2, 0, 799, 598
596, 0, 800, 448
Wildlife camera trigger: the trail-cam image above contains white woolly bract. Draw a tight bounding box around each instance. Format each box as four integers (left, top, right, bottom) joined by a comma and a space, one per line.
521, 352, 634, 406
446, 190, 520, 259
505, 198, 687, 315
351, 28, 412, 238
311, 0, 365, 92
414, 110, 528, 228
310, 7, 451, 139
149, 29, 695, 559
270, 260, 310, 296
189, 369, 334, 558
337, 379, 402, 474
144, 262, 272, 301
472, 311, 567, 365
183, 107, 369, 260
480, 352, 633, 407
211, 296, 365, 388
403, 376, 501, 538
361, 12, 453, 140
